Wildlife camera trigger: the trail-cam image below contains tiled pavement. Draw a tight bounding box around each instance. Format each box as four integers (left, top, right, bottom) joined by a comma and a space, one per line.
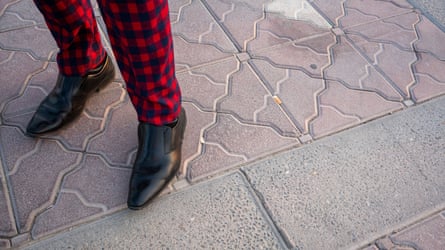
0, 0, 444, 248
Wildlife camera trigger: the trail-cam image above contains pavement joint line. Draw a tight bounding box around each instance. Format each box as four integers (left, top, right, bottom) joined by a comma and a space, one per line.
353, 202, 445, 250
342, 35, 411, 99
199, 0, 243, 52
238, 168, 294, 249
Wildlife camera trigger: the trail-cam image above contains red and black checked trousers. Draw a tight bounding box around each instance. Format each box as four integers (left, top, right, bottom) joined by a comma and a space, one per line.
33, 0, 181, 125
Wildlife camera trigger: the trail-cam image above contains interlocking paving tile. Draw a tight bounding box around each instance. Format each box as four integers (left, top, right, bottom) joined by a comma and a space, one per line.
171, 0, 237, 53
0, 51, 44, 110
0, 126, 38, 172
250, 59, 324, 134
178, 57, 237, 111
87, 99, 138, 167
180, 103, 214, 176
173, 35, 233, 72
7, 140, 81, 233
312, 79, 403, 138
247, 12, 331, 52
0, 0, 44, 32
218, 60, 299, 136
390, 214, 445, 249
188, 113, 298, 180
31, 154, 131, 239
203, 0, 269, 51
0, 25, 57, 61
312, 0, 414, 28
345, 13, 419, 98
31, 191, 103, 239
1, 0, 444, 248
411, 52, 445, 102
0, 168, 16, 238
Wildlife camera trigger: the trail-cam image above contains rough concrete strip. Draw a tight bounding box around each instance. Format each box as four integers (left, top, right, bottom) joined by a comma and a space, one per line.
23, 173, 287, 249
242, 95, 445, 249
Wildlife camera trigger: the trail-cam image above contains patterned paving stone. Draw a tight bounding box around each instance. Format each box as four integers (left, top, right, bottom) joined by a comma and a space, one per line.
7, 140, 81, 233
312, 0, 414, 28
171, 0, 237, 53
31, 154, 131, 239
312, 80, 403, 138
390, 214, 445, 249
414, 15, 445, 59
87, 99, 138, 167
31, 191, 103, 240
219, 60, 299, 136
203, 0, 269, 51
188, 113, 298, 180
0, 126, 38, 172
250, 59, 324, 134
247, 11, 331, 52
0, 169, 16, 238
325, 36, 404, 101
173, 35, 233, 72
411, 52, 445, 102
345, 13, 419, 98
0, 51, 44, 111
0, 0, 44, 32
180, 102, 215, 177
0, 25, 57, 61
250, 35, 332, 78
178, 57, 237, 111
265, 0, 331, 28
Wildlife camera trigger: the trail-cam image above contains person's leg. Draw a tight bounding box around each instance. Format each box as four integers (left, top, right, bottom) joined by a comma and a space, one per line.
27, 0, 115, 135
97, 0, 185, 210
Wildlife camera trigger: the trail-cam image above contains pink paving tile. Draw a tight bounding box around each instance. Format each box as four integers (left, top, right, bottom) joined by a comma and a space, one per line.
87, 99, 138, 167
178, 57, 237, 111
173, 35, 233, 72
0, 171, 16, 237
8, 140, 81, 232
311, 80, 403, 138
251, 33, 333, 78
0, 0, 44, 32
0, 51, 44, 107
62, 155, 130, 209
203, 0, 269, 51
313, 0, 413, 28
0, 126, 38, 172
390, 214, 445, 249
187, 143, 245, 181
415, 15, 445, 60
171, 0, 237, 53
325, 37, 405, 101
205, 114, 298, 160
84, 82, 126, 118
0, 25, 57, 60
218, 61, 298, 136
31, 191, 103, 239
247, 13, 331, 52
188, 113, 299, 181
179, 103, 215, 177
411, 53, 445, 102
311, 0, 343, 27
250, 59, 324, 134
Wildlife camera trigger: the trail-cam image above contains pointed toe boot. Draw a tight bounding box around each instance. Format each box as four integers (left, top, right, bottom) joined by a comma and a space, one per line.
26, 54, 115, 136
127, 108, 186, 210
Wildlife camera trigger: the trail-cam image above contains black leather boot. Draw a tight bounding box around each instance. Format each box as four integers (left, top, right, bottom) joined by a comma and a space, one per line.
127, 108, 186, 210
26, 54, 115, 136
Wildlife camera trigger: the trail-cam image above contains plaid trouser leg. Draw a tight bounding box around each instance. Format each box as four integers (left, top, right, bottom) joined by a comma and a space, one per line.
33, 0, 106, 76
98, 0, 181, 125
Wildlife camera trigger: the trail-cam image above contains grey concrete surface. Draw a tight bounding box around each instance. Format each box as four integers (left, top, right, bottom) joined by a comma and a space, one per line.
23, 96, 445, 249
24, 173, 286, 249
242, 96, 445, 249
409, 0, 445, 31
